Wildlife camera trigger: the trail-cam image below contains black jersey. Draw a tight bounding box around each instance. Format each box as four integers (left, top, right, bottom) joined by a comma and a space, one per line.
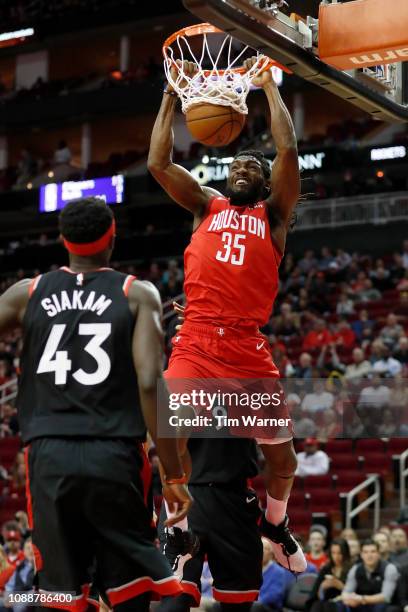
188, 438, 259, 485
17, 267, 145, 443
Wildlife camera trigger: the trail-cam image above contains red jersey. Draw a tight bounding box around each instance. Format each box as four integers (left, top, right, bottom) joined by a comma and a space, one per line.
184, 196, 282, 327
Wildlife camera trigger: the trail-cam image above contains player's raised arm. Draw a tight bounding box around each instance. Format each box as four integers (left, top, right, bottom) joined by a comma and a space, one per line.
147, 61, 221, 221
0, 279, 31, 337
130, 280, 192, 523
246, 58, 300, 230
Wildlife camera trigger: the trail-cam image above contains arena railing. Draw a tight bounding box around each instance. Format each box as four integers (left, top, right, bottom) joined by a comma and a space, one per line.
295, 191, 408, 231
0, 378, 17, 406
399, 449, 408, 510
345, 474, 381, 531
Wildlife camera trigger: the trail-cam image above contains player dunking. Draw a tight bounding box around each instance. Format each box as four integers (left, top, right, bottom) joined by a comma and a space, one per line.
148, 59, 307, 573
0, 198, 192, 611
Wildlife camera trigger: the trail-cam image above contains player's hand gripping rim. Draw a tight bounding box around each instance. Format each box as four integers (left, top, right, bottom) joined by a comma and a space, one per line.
163, 482, 193, 527
167, 60, 199, 94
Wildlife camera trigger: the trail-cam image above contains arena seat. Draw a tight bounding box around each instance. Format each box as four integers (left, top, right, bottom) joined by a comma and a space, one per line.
326, 440, 353, 454
363, 453, 392, 476
333, 471, 366, 492
355, 439, 386, 454
388, 438, 408, 454
330, 455, 363, 471
302, 475, 334, 490
288, 509, 312, 534
307, 489, 339, 511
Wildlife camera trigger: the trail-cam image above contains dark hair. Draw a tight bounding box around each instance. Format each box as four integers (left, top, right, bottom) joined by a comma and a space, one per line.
361, 538, 380, 552
59, 197, 113, 244
330, 538, 351, 565
233, 149, 271, 181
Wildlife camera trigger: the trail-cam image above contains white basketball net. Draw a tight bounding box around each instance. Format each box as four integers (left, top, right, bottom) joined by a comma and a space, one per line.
163, 28, 272, 115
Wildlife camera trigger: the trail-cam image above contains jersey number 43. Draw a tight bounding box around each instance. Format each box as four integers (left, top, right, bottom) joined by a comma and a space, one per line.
37, 323, 111, 386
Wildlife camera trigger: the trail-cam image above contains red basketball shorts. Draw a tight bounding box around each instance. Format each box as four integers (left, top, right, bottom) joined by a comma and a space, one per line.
165, 322, 293, 445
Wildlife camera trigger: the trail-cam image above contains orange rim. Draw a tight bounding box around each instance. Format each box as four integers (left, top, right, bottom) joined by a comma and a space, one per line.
162, 22, 292, 75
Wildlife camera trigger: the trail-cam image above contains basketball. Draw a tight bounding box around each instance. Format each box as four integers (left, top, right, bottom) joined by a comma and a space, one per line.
185, 103, 246, 147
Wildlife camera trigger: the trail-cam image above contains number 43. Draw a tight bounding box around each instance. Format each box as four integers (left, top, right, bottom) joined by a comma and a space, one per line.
37, 323, 111, 386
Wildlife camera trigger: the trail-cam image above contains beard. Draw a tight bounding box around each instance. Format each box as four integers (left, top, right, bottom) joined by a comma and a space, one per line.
225, 182, 264, 207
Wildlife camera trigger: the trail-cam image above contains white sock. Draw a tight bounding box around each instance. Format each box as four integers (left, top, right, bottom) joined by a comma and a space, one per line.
266, 494, 287, 526
164, 500, 188, 532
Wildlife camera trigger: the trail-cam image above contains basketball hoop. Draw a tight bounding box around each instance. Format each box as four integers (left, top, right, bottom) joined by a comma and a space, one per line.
162, 23, 290, 114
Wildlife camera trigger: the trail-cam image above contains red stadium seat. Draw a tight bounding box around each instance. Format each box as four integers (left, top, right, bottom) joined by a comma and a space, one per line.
355, 439, 386, 454
308, 489, 339, 511
288, 509, 312, 533
334, 471, 365, 491
388, 439, 408, 454
363, 453, 392, 476
303, 475, 334, 490
326, 440, 353, 455
330, 455, 363, 471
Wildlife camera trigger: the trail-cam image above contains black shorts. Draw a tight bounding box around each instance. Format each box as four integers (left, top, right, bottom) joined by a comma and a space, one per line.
158, 483, 263, 608
25, 438, 182, 611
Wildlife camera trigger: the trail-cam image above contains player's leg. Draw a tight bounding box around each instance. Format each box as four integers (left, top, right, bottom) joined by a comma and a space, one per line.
258, 439, 307, 572
82, 439, 182, 610
26, 439, 95, 611
158, 488, 205, 607
205, 485, 263, 606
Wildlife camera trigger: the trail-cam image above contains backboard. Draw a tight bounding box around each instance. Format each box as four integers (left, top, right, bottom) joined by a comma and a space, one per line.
182, 0, 408, 122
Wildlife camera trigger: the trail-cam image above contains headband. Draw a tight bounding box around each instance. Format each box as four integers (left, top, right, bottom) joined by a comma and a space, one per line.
63, 220, 116, 256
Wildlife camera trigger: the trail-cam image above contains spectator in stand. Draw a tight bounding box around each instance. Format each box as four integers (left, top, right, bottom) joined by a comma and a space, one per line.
305, 528, 329, 571
356, 279, 381, 303
0, 404, 19, 437
338, 539, 399, 611
394, 336, 408, 365
283, 266, 306, 294
4, 538, 35, 604
332, 320, 356, 349
389, 528, 408, 569
295, 352, 314, 379
317, 344, 345, 377
336, 293, 355, 316
336, 249, 352, 270
308, 539, 352, 612
253, 538, 287, 612
302, 380, 334, 414
390, 374, 408, 421
272, 303, 300, 339
161, 259, 183, 285
402, 240, 408, 270
54, 139, 72, 165
291, 404, 317, 438
347, 539, 362, 564
357, 375, 391, 411
298, 250, 318, 274
318, 247, 335, 272
390, 253, 405, 283
268, 334, 286, 354
378, 408, 397, 437
397, 270, 408, 292
316, 409, 341, 443
373, 532, 392, 563
380, 314, 404, 349
295, 438, 330, 477
344, 348, 372, 383
370, 262, 393, 293
271, 345, 295, 377
372, 345, 402, 378
0, 526, 24, 592
351, 272, 368, 294
303, 319, 332, 351
351, 309, 375, 346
